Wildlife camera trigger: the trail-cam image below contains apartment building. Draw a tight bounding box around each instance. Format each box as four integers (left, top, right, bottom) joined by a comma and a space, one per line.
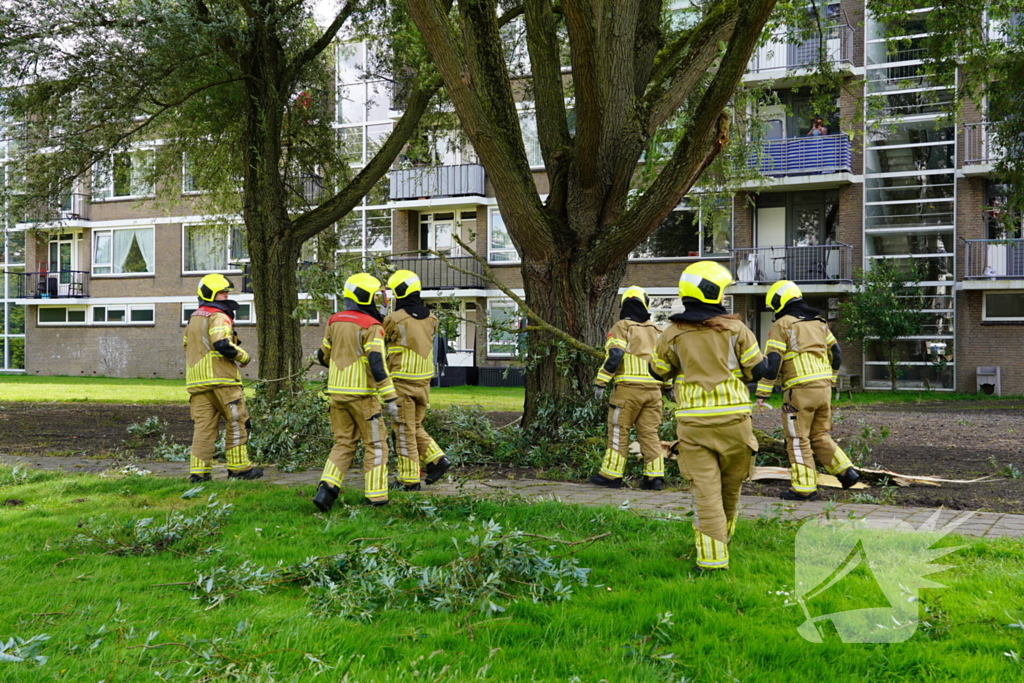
3, 3, 1022, 394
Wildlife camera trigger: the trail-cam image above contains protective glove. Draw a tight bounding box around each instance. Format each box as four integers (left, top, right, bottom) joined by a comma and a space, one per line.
384, 400, 400, 419
593, 385, 604, 402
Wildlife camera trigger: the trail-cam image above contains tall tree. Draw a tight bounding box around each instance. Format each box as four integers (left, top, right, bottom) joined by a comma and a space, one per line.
405, 0, 777, 425
0, 0, 438, 393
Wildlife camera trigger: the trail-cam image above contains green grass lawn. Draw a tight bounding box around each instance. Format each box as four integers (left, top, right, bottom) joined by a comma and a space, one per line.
0, 375, 525, 411
1, 465, 1022, 682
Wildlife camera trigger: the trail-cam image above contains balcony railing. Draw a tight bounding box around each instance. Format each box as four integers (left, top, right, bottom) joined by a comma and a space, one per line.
749, 134, 852, 177
964, 238, 1024, 279
731, 244, 853, 285
9, 270, 89, 299
387, 256, 485, 289
963, 122, 1003, 166
748, 22, 855, 73
18, 193, 91, 224
389, 164, 485, 201
231, 261, 316, 294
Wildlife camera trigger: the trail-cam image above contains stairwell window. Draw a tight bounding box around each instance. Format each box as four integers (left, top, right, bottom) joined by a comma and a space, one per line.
93, 150, 155, 199
92, 227, 155, 276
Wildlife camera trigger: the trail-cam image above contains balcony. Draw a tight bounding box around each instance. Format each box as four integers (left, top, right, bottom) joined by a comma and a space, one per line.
389, 164, 485, 202
963, 239, 1024, 288
16, 193, 91, 227
387, 256, 485, 289
747, 22, 855, 76
9, 270, 89, 299
730, 244, 853, 288
748, 134, 852, 178
962, 122, 1003, 174
232, 261, 316, 294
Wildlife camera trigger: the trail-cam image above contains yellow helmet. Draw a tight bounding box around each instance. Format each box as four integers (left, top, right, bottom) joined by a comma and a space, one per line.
387, 269, 422, 298
766, 280, 803, 313
678, 261, 732, 304
620, 285, 650, 308
198, 273, 235, 302
343, 273, 383, 305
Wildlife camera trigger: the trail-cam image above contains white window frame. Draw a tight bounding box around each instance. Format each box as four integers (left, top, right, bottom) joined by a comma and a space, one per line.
92, 149, 156, 200
181, 223, 248, 274
982, 292, 1024, 322
37, 304, 154, 326
630, 200, 735, 261
487, 208, 520, 264
91, 226, 156, 277
181, 302, 255, 325
486, 298, 520, 358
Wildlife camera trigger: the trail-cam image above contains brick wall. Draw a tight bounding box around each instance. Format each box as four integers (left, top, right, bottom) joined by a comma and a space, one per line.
956, 291, 1024, 395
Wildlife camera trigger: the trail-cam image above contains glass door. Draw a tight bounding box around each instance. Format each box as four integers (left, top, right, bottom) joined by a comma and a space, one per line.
48, 234, 76, 296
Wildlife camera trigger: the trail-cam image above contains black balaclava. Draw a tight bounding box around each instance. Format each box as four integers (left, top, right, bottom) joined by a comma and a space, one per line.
619, 297, 651, 323
200, 298, 239, 320
775, 298, 821, 321
344, 297, 384, 323
669, 298, 728, 323
396, 291, 430, 320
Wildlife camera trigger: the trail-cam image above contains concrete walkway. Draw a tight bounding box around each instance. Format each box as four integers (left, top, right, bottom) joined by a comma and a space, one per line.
5, 454, 1024, 540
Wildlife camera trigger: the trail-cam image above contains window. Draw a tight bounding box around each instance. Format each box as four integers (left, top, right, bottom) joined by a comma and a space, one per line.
518, 110, 543, 167
486, 299, 520, 357
93, 150, 155, 199
488, 208, 519, 263
182, 155, 199, 194
183, 224, 248, 272
983, 292, 1024, 321
38, 306, 87, 324
182, 302, 254, 324
93, 227, 155, 275
632, 201, 732, 259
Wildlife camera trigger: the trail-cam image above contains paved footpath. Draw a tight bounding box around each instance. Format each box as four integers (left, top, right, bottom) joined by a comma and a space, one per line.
6, 455, 1024, 540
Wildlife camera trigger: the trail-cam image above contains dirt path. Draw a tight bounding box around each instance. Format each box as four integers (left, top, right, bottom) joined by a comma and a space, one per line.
1, 400, 1021, 513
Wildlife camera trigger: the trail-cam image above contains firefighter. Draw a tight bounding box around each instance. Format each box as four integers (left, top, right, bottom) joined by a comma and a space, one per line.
589, 286, 666, 490
312, 273, 400, 511
383, 270, 451, 490
756, 280, 860, 500
650, 261, 769, 571
184, 273, 263, 483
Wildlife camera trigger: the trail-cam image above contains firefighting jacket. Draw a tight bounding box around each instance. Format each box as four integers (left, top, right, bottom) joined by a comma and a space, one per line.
594, 319, 662, 388
651, 317, 764, 424
183, 305, 250, 394
383, 308, 438, 384
320, 310, 398, 402
755, 315, 839, 397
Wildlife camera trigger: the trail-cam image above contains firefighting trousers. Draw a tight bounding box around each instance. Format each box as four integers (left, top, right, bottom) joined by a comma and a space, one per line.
189, 385, 253, 476
392, 380, 446, 484
319, 396, 390, 502
782, 385, 854, 494
598, 385, 665, 480
676, 415, 758, 569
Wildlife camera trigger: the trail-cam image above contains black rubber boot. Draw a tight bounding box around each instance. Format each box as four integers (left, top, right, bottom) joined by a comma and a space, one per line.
588, 474, 624, 489
313, 482, 340, 512
640, 476, 665, 491
364, 498, 390, 508
780, 488, 819, 502
424, 456, 452, 485
227, 467, 264, 481
188, 473, 212, 484
837, 467, 861, 490
390, 480, 422, 492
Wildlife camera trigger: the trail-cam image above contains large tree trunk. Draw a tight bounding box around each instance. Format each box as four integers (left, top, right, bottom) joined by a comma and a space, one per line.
249, 230, 304, 396
520, 249, 626, 428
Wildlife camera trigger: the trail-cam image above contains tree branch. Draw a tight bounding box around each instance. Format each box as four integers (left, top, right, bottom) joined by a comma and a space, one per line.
433, 235, 603, 361
291, 79, 440, 243
287, 0, 359, 81
606, 0, 777, 265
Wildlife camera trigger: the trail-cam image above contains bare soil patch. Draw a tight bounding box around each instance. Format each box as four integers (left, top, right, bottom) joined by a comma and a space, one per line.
1, 400, 1021, 513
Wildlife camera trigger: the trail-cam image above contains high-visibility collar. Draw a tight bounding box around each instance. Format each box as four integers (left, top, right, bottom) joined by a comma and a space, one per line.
329, 310, 379, 329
